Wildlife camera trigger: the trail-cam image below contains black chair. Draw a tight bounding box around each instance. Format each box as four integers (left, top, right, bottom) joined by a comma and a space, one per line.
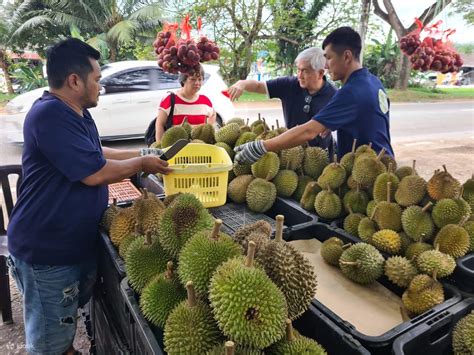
0, 165, 22, 324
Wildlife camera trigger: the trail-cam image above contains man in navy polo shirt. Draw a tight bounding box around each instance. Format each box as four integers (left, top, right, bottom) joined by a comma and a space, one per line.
228, 47, 337, 157
7, 38, 171, 355
234, 27, 394, 164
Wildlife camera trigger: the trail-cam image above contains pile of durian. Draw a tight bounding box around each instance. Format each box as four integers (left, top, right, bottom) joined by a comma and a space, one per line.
452, 310, 474, 355
101, 192, 323, 354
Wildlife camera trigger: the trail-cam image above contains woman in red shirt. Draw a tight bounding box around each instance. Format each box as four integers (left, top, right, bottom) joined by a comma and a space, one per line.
155, 65, 216, 142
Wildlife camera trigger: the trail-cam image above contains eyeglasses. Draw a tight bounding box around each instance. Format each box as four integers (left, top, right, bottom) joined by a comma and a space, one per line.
303, 95, 312, 113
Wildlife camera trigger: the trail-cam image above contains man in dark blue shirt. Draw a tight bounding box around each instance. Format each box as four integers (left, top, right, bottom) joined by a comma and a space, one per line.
228, 47, 337, 156
234, 27, 394, 164
7, 38, 171, 355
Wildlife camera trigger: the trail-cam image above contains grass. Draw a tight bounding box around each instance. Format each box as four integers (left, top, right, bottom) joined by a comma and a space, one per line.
0, 92, 17, 107
238, 91, 269, 102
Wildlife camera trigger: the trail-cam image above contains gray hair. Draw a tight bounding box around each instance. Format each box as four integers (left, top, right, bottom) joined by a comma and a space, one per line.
295, 47, 326, 71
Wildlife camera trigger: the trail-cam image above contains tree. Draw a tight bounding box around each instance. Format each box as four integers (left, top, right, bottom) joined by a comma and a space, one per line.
359, 0, 371, 63
0, 9, 15, 94
372, 0, 453, 90
450, 0, 474, 25
10, 0, 164, 62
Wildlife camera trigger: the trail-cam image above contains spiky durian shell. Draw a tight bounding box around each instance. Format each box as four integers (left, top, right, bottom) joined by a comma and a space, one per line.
384, 256, 418, 288
339, 243, 385, 284
402, 275, 444, 316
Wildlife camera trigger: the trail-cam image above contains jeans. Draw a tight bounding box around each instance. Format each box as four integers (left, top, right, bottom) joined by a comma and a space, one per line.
7, 255, 97, 355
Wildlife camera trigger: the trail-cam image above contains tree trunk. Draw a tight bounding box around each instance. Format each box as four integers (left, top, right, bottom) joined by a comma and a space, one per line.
0, 60, 14, 94
395, 54, 411, 90
359, 0, 371, 64
109, 45, 117, 62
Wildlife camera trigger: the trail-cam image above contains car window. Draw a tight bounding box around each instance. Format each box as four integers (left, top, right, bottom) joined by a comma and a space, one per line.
154, 69, 180, 90
102, 69, 150, 93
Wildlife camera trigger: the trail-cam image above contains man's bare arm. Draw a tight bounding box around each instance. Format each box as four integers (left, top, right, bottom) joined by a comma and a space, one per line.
228, 80, 267, 101
102, 146, 139, 160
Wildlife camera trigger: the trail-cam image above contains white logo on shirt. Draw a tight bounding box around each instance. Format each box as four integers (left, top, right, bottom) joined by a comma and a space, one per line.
378, 89, 389, 114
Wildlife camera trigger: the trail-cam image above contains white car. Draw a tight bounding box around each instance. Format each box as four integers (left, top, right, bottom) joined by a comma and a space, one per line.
5, 61, 235, 142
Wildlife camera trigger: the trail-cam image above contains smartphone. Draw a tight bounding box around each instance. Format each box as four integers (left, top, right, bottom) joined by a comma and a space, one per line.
159, 139, 189, 161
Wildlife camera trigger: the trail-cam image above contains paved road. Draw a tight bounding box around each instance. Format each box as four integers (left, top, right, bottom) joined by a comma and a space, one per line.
0, 100, 473, 166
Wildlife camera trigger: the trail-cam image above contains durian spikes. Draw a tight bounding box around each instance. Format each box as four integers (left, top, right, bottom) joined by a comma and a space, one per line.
210, 219, 223, 240
422, 202, 433, 213
133, 222, 140, 234
144, 230, 152, 246
285, 319, 296, 342
276, 120, 280, 129
376, 147, 386, 160
224, 341, 235, 355
185, 281, 197, 307
275, 215, 284, 242
245, 241, 257, 267
165, 261, 174, 279
351, 139, 357, 154
387, 181, 392, 203
458, 186, 464, 199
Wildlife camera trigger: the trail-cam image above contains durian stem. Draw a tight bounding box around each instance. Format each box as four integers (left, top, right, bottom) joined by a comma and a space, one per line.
348, 206, 354, 215
412, 160, 416, 171
388, 162, 392, 174
285, 319, 296, 342
165, 261, 174, 279
368, 142, 373, 148
442, 164, 447, 173
333, 154, 337, 163
275, 215, 284, 242
386, 181, 392, 203
422, 202, 433, 213
339, 260, 360, 267
210, 219, 223, 240
245, 241, 256, 267
112, 198, 117, 207
225, 341, 235, 355
301, 182, 315, 203
432, 270, 438, 281
258, 113, 261, 121
376, 147, 386, 161
246, 118, 250, 125
459, 215, 469, 227
185, 281, 197, 307
370, 205, 378, 221
143, 188, 149, 199
134, 222, 140, 234
342, 243, 352, 249
351, 139, 357, 154
276, 120, 280, 129
458, 186, 464, 199
144, 231, 152, 246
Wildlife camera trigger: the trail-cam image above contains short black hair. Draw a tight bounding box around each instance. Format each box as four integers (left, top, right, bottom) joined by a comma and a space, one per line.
322, 27, 362, 61
46, 38, 101, 89
178, 65, 205, 87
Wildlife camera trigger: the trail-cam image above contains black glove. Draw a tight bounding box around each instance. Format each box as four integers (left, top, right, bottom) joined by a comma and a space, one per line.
234, 139, 267, 164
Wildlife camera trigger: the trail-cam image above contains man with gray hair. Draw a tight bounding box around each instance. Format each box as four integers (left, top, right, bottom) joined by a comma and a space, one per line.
228, 47, 336, 154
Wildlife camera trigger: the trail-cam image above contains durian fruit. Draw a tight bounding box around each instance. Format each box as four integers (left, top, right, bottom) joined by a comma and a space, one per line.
381, 153, 397, 172
233, 161, 252, 176
402, 274, 445, 316
340, 139, 357, 174
228, 175, 254, 204
246, 176, 277, 213
405, 242, 434, 263
416, 249, 456, 278
452, 311, 474, 355
233, 220, 272, 247
215, 122, 241, 147
126, 231, 171, 293
321, 237, 350, 266
343, 209, 365, 237
462, 174, 474, 216
427, 165, 461, 201
374, 182, 402, 232
140, 261, 186, 328
191, 118, 215, 144
343, 186, 369, 214
118, 223, 142, 259
395, 160, 417, 181
216, 142, 235, 160
339, 243, 385, 284
158, 193, 214, 259
100, 198, 120, 232
384, 256, 418, 288
257, 124, 279, 140
300, 181, 321, 212
292, 174, 313, 202
180, 117, 192, 138
178, 219, 242, 297
206, 340, 263, 355
251, 152, 280, 180
432, 194, 471, 229
275, 119, 288, 135
268, 319, 327, 355
433, 220, 470, 258
226, 117, 246, 127
366, 200, 377, 218
131, 189, 165, 235
250, 116, 268, 135
399, 232, 413, 256
235, 131, 257, 147
373, 162, 400, 203
317, 154, 347, 190
209, 242, 287, 349
354, 143, 377, 163
314, 187, 342, 220
401, 202, 434, 242
464, 220, 474, 252
358, 208, 378, 244
279, 146, 304, 171
395, 172, 427, 207
109, 206, 136, 246
164, 281, 221, 354
161, 125, 188, 148
256, 215, 317, 320
162, 192, 182, 207
346, 175, 358, 190
273, 169, 298, 197
352, 148, 387, 187
371, 229, 401, 255
303, 146, 329, 179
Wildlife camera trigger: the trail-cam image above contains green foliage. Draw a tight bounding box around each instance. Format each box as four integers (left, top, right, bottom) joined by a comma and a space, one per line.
363, 29, 400, 88
10, 61, 47, 93
454, 42, 474, 55
450, 0, 474, 25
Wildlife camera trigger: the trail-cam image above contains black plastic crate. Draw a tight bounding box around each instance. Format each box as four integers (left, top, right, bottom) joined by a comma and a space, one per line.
392, 297, 474, 355
286, 223, 463, 355
90, 294, 131, 354
447, 253, 474, 294
120, 278, 164, 355
209, 197, 316, 235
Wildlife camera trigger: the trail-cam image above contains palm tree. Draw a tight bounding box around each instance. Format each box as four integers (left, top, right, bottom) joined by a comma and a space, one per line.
0, 13, 15, 94
11, 0, 165, 61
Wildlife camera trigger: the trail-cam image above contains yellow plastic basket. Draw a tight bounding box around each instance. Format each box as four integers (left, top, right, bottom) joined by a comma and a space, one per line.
162, 143, 233, 207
